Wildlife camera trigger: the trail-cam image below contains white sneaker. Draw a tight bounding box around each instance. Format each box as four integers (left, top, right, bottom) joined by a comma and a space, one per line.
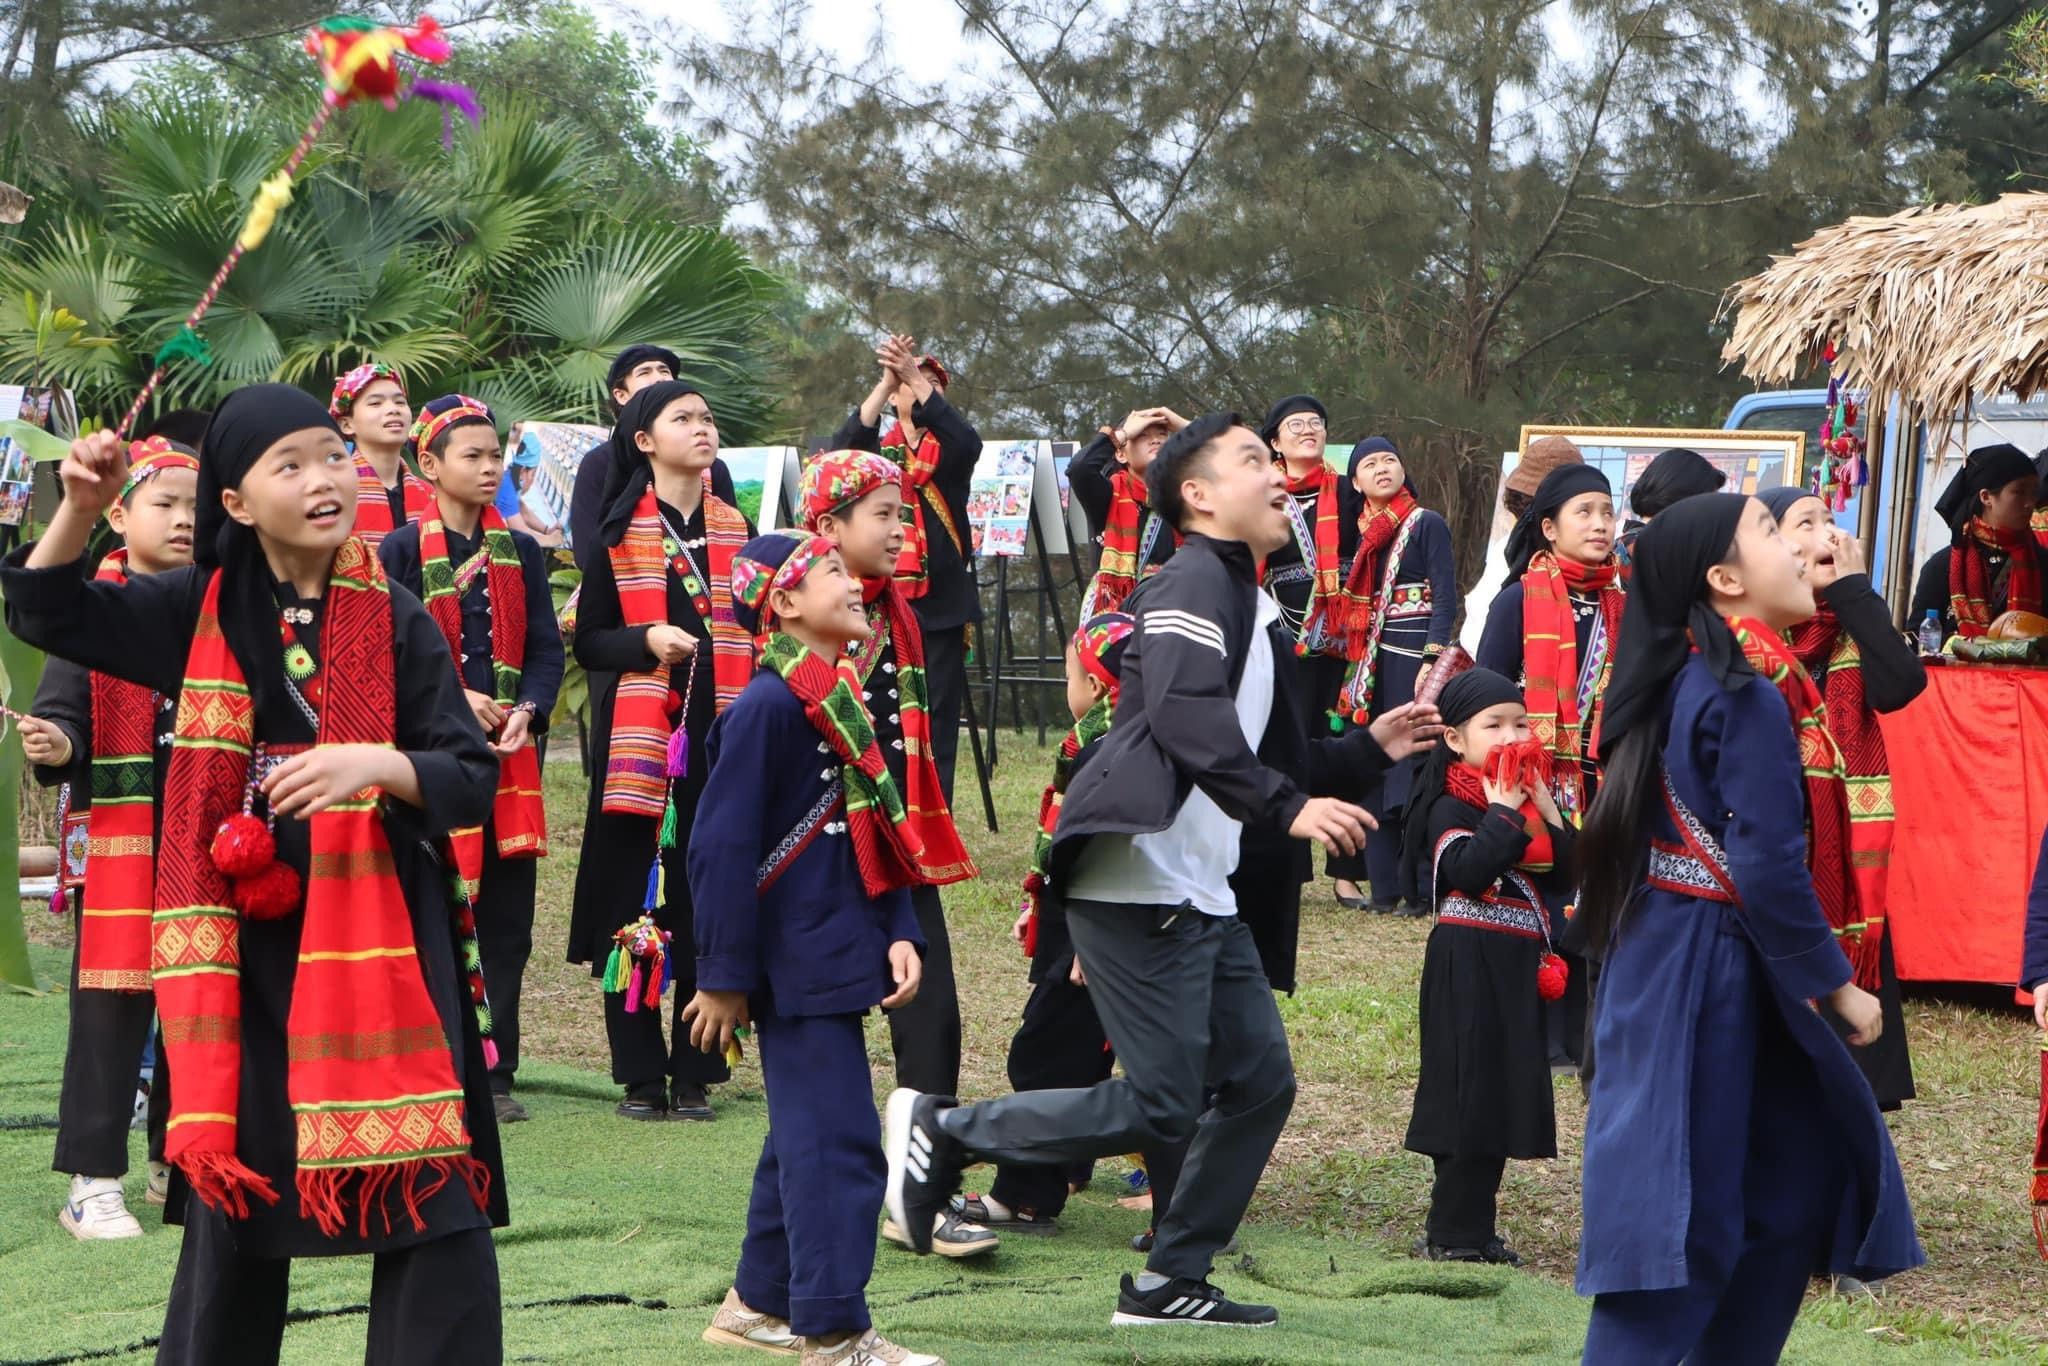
145, 1160, 171, 1206
801, 1329, 944, 1366
702, 1287, 800, 1355
59, 1175, 143, 1240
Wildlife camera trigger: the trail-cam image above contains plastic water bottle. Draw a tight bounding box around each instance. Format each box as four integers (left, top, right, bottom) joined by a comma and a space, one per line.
1917, 609, 1944, 658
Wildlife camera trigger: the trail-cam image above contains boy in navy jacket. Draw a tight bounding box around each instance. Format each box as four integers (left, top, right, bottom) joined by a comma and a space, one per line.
686, 531, 944, 1366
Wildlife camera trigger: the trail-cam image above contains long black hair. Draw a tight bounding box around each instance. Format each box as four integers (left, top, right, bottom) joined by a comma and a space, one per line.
1574, 493, 1753, 956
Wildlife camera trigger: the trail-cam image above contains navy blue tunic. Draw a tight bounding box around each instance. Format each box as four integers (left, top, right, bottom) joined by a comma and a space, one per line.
1576, 658, 1923, 1296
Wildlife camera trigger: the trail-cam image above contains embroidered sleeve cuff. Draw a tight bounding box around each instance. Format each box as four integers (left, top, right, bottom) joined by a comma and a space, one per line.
695, 954, 761, 995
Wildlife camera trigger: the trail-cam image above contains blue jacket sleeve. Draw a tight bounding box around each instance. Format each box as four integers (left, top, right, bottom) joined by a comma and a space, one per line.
2022, 826, 2048, 992
1475, 582, 1524, 680
1714, 678, 1854, 1001
1421, 513, 1458, 651
513, 532, 566, 718
687, 696, 776, 994
883, 888, 921, 950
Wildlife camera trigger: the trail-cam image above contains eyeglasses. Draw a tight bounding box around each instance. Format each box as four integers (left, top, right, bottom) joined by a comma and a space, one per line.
1281, 417, 1326, 435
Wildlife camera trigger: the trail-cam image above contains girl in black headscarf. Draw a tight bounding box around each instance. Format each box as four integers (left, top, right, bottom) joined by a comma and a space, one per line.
566, 378, 758, 1122
1618, 448, 1725, 566
1573, 493, 1921, 1362
1398, 667, 1572, 1267
1908, 442, 2046, 639
4, 389, 503, 1365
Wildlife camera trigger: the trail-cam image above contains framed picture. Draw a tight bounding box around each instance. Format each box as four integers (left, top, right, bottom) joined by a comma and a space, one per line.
1514, 425, 1806, 510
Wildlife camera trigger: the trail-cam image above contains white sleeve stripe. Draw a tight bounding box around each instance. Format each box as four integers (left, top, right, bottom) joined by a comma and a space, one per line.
1143, 609, 1226, 650
1146, 608, 1224, 635
1143, 620, 1228, 656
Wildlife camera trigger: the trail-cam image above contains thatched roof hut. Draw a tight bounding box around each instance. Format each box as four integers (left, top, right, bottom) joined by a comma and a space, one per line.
1719, 191, 2048, 426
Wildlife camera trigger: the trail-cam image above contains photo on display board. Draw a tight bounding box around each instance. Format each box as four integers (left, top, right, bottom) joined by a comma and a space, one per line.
717, 446, 796, 530
967, 440, 1043, 557
508, 421, 608, 548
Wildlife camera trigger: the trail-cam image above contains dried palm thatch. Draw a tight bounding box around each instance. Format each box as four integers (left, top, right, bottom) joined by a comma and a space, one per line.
1719, 192, 2048, 427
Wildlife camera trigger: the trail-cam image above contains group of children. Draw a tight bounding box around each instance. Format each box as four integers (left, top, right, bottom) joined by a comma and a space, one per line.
29, 348, 1951, 1362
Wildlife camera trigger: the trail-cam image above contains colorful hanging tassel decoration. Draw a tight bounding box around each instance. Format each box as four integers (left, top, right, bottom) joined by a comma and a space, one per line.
657, 726, 689, 849
724, 1023, 750, 1070
1536, 952, 1569, 1002
604, 914, 672, 1015
114, 14, 475, 438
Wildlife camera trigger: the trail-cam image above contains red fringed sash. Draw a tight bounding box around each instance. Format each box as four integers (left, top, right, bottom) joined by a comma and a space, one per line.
1520, 551, 1623, 820
880, 422, 964, 600
760, 632, 926, 897
1728, 614, 1875, 987
419, 507, 546, 898
351, 454, 433, 551
1286, 464, 1344, 654
1019, 694, 1113, 957
1788, 607, 1891, 990
76, 551, 157, 992
848, 577, 978, 884
1333, 494, 1423, 718
1446, 747, 1555, 873
1091, 468, 1177, 616
155, 538, 486, 1234
1951, 517, 2042, 638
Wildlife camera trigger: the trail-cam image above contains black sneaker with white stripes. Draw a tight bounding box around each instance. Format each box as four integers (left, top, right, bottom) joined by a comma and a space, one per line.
1110, 1273, 1278, 1327
883, 1089, 965, 1255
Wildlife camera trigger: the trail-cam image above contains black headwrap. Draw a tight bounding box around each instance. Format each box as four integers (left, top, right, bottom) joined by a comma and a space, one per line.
1933, 443, 2033, 534
1503, 463, 1611, 577
1759, 484, 1818, 524
1259, 394, 1327, 446
193, 382, 347, 722
1399, 666, 1526, 906
1629, 448, 1726, 520
606, 343, 682, 396
1345, 435, 1417, 497
1593, 493, 1751, 759
595, 378, 706, 547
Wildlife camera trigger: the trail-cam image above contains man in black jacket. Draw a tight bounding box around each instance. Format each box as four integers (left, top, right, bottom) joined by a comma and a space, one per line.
883, 413, 1439, 1328
567, 344, 735, 570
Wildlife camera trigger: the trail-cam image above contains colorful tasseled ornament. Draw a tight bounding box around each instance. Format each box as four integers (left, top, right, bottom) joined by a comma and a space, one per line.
1537, 952, 1569, 1002
234, 862, 303, 921
657, 724, 689, 850
211, 811, 276, 878
603, 914, 671, 1015
212, 756, 301, 919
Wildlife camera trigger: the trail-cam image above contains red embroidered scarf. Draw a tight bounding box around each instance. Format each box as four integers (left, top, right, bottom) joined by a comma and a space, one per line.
1951, 517, 2042, 638
1091, 468, 1177, 616
1445, 752, 1554, 873
76, 550, 157, 992
1729, 614, 1876, 986
351, 453, 433, 551
1332, 492, 1422, 717
419, 507, 546, 897
1286, 463, 1344, 653
847, 576, 978, 884
154, 538, 486, 1232
879, 421, 964, 600
602, 489, 754, 817
1520, 551, 1624, 820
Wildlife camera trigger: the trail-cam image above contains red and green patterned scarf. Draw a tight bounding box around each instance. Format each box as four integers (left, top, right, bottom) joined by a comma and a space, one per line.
419, 506, 546, 897
1092, 468, 1177, 616
1333, 491, 1423, 720
844, 576, 978, 885
1951, 516, 2042, 638
1784, 608, 1890, 989
879, 422, 965, 600
351, 453, 434, 551
154, 537, 486, 1233
761, 631, 927, 897
76, 550, 158, 992
602, 488, 753, 817
1520, 550, 1624, 821
1284, 462, 1345, 655
1729, 614, 1875, 986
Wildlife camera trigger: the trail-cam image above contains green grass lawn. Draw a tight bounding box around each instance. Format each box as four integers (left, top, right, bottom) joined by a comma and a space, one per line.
2, 731, 2041, 1362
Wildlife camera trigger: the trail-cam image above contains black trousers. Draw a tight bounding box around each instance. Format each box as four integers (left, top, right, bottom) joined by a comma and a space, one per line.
886, 886, 960, 1098
987, 969, 1117, 1218
920, 620, 967, 804
55, 918, 166, 1177
477, 840, 536, 1091
604, 841, 731, 1094
1427, 1153, 1506, 1249
1364, 809, 1407, 906
942, 904, 1295, 1281
158, 1206, 501, 1366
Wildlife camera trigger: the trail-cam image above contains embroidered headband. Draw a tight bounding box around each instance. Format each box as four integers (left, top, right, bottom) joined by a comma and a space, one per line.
732, 532, 834, 636
410, 394, 495, 455
801, 450, 903, 529
328, 362, 407, 418
1074, 611, 1136, 691
119, 437, 200, 504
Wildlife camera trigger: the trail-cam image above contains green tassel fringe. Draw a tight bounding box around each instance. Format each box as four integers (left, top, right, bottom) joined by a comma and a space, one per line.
601, 945, 624, 994
152, 326, 213, 370
658, 797, 678, 850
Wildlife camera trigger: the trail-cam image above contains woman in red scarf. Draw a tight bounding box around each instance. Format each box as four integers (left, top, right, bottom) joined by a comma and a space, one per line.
1763, 487, 1924, 1114
1069, 405, 1188, 615
1330, 438, 1456, 912
1909, 442, 2046, 640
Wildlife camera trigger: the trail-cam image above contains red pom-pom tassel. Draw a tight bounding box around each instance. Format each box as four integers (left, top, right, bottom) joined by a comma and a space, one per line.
211, 812, 276, 879
234, 862, 302, 920
1536, 952, 1568, 1001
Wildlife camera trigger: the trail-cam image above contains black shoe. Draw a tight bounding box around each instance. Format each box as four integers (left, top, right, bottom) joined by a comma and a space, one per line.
1130, 1229, 1153, 1254
616, 1085, 666, 1122
1110, 1273, 1276, 1327
883, 1089, 964, 1255
1481, 1237, 1522, 1266
1415, 1237, 1486, 1263
669, 1083, 714, 1122
492, 1091, 530, 1125
1392, 901, 1428, 919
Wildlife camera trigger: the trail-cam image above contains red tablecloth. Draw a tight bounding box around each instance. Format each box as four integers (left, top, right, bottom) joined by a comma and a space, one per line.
1877, 663, 2048, 987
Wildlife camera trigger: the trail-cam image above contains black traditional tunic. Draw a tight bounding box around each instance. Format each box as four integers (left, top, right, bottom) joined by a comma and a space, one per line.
0, 547, 506, 1257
